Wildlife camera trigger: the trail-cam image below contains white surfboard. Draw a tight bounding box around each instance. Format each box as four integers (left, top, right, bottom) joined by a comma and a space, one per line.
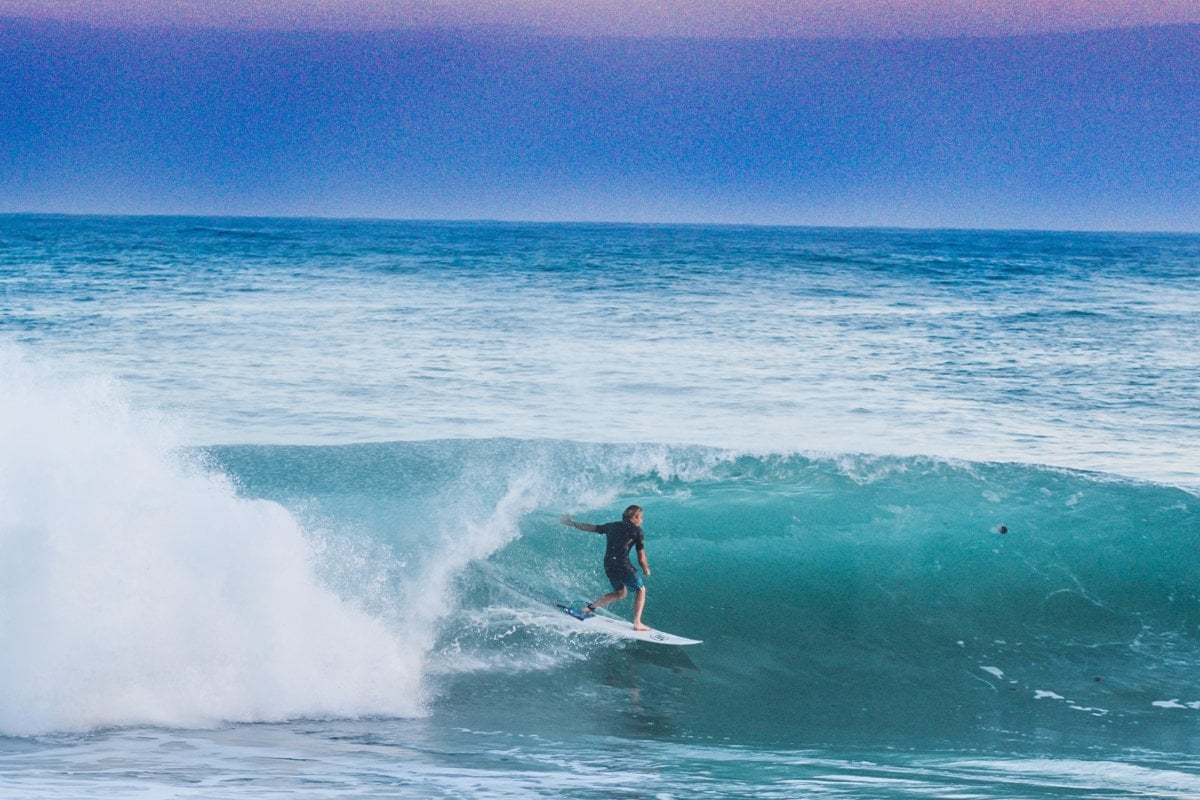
556, 604, 701, 646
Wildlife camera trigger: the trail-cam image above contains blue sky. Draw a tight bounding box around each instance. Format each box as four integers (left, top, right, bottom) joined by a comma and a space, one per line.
1, 6, 1197, 230
3, 1, 1198, 38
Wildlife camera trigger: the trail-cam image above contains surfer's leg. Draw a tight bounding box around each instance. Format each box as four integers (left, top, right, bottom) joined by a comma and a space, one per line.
591, 586, 627, 609
594, 568, 630, 610
631, 586, 648, 631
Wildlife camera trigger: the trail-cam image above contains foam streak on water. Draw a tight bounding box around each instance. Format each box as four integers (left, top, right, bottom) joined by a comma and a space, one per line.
4, 726, 1200, 799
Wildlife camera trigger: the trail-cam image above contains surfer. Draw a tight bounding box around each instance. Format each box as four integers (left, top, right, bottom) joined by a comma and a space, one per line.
561, 505, 651, 631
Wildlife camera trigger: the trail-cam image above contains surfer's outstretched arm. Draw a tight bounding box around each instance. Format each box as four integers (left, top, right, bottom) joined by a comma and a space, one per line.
561, 514, 598, 533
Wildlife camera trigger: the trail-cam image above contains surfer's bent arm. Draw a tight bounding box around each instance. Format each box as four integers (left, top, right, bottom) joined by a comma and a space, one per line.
637, 545, 650, 576
560, 514, 598, 533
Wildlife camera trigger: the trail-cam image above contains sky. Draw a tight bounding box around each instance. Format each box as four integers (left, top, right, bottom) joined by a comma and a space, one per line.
1, 3, 1198, 230
3, 1, 1199, 38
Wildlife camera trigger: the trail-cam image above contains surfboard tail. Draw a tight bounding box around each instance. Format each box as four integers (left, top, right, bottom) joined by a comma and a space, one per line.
556, 603, 595, 621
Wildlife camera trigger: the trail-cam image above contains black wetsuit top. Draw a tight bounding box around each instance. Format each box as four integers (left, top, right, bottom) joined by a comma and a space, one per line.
595, 520, 644, 579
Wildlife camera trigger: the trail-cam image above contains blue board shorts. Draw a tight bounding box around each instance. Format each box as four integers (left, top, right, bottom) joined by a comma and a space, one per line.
606, 565, 644, 592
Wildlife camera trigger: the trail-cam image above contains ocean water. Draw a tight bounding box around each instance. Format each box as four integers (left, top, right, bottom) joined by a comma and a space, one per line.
2, 214, 1199, 798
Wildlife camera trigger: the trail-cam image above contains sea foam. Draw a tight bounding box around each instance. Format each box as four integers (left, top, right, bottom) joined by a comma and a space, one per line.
0, 349, 422, 735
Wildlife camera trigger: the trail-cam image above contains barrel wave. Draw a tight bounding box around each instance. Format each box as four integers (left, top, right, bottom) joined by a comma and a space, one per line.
4, 359, 1198, 752
212, 439, 1200, 751
4, 353, 1197, 745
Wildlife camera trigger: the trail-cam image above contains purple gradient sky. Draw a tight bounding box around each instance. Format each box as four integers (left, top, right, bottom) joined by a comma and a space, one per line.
2, 0, 1198, 37
2, 8, 1197, 229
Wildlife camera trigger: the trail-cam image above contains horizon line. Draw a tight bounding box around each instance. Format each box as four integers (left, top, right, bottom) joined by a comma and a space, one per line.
4, 210, 1197, 238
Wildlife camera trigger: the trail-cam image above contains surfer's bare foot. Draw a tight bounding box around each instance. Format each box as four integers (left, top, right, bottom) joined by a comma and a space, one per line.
633, 623, 650, 631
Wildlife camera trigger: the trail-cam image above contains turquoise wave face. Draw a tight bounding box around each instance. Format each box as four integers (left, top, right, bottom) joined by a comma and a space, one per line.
209, 440, 1200, 750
